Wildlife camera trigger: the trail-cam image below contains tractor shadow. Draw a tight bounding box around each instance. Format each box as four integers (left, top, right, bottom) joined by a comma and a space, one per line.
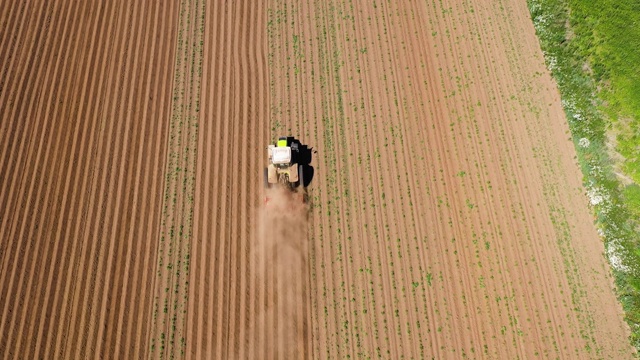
292, 138, 315, 188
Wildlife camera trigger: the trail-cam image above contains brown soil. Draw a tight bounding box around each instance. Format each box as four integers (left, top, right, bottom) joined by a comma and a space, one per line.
249, 186, 310, 359
0, 1, 178, 359
0, 0, 635, 359
263, 0, 634, 359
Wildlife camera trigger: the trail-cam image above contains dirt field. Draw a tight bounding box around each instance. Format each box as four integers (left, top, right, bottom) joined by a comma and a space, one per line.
0, 0, 635, 359
0, 1, 178, 358
260, 0, 634, 358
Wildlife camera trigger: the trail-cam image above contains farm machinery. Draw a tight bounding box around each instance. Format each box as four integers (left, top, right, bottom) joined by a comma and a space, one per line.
264, 136, 306, 205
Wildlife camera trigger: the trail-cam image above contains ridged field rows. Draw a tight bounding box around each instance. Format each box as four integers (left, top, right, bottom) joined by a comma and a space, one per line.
0, 0, 631, 359
0, 1, 180, 359
184, 1, 269, 359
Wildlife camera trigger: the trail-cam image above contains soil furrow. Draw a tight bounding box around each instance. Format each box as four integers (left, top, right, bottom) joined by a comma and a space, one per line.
50, 3, 108, 356
0, 1, 32, 204
0, 1, 179, 358
3, 1, 74, 354
27, 2, 91, 357
0, 0, 50, 267
97, 2, 145, 357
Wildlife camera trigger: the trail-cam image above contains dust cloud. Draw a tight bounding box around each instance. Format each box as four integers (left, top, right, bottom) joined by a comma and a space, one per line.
247, 186, 310, 359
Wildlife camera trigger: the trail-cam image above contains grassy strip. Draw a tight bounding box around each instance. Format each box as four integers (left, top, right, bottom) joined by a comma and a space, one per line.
526, 0, 640, 349
566, 1, 640, 185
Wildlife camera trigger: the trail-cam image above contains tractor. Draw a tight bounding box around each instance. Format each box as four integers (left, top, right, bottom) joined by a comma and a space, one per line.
264, 136, 306, 205
264, 136, 304, 189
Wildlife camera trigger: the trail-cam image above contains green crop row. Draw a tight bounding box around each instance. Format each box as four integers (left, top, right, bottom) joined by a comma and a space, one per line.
149, 0, 205, 357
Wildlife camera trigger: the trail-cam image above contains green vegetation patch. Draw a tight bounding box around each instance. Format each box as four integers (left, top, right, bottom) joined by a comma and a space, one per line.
567, 1, 640, 185
527, 0, 640, 350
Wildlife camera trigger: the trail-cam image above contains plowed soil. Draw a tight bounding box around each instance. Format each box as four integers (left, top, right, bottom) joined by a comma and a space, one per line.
0, 0, 634, 359
0, 1, 178, 358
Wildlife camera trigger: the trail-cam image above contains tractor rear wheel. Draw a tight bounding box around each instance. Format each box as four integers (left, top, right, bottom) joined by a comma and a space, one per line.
264, 167, 270, 189
298, 164, 305, 187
